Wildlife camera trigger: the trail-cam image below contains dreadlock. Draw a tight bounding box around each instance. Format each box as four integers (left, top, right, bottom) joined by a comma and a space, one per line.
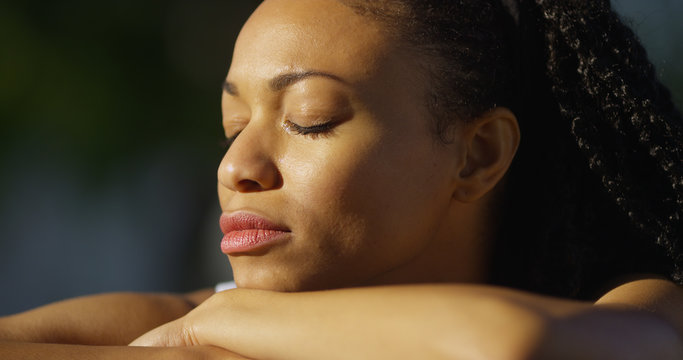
340, 0, 683, 299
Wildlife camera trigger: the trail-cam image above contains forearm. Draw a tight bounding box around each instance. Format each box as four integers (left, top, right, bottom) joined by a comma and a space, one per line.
536, 307, 683, 360
0, 292, 199, 345
232, 285, 539, 360
0, 341, 248, 359
217, 285, 582, 360
137, 285, 571, 359
136, 284, 683, 360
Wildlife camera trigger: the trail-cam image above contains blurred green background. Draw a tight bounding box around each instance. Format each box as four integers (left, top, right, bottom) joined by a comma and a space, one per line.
0, 0, 260, 315
0, 0, 681, 315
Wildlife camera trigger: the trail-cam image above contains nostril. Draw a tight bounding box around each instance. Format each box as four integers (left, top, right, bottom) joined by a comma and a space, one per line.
236, 179, 265, 192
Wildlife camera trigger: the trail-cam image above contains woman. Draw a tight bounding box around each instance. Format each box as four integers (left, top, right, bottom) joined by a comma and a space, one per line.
2, 0, 682, 358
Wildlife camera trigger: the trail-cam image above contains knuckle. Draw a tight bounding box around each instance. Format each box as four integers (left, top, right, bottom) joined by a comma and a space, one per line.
181, 325, 200, 346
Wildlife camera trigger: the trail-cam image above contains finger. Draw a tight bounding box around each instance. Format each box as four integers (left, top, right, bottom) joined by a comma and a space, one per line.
128, 324, 169, 346
129, 319, 194, 347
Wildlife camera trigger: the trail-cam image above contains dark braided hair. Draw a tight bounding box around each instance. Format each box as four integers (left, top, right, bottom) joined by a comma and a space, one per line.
339, 0, 683, 299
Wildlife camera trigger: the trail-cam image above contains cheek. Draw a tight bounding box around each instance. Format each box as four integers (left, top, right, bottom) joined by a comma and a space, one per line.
282, 130, 452, 260
280, 137, 376, 237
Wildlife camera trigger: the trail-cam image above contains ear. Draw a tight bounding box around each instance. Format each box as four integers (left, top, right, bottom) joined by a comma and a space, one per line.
452, 107, 520, 202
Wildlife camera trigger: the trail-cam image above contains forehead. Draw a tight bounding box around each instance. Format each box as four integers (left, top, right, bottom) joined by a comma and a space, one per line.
228, 0, 394, 86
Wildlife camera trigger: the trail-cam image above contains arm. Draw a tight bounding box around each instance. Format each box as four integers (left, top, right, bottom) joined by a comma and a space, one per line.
0, 289, 252, 358
546, 277, 683, 359
0, 342, 250, 359
131, 279, 683, 360
0, 289, 214, 345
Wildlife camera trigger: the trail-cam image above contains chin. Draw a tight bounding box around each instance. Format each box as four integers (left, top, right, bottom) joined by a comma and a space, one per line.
231, 264, 353, 292
232, 266, 309, 292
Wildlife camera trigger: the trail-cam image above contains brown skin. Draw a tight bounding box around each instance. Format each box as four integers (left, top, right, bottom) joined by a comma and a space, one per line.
3, 0, 683, 358
0, 290, 212, 345
132, 1, 683, 359
0, 290, 249, 359
218, 0, 519, 292
0, 342, 248, 360
131, 280, 683, 360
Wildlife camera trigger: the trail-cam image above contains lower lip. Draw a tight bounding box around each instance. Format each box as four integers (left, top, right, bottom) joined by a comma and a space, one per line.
221, 229, 290, 254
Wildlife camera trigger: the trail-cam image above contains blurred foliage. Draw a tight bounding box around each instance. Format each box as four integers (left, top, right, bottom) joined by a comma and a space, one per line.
0, 0, 259, 182
0, 0, 259, 314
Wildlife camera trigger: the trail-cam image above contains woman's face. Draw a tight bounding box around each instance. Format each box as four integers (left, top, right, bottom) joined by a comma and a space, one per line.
218, 0, 484, 291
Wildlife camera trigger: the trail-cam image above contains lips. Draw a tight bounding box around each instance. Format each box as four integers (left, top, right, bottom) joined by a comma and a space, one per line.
220, 212, 291, 254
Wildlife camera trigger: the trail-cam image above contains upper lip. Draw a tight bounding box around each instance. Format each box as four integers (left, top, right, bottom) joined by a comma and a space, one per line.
220, 211, 291, 234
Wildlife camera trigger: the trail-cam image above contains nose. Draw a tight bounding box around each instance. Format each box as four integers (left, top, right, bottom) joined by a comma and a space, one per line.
218, 125, 282, 193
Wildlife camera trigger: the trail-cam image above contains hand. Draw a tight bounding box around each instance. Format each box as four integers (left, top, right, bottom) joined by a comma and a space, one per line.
131, 289, 283, 359
130, 289, 250, 348
129, 315, 198, 347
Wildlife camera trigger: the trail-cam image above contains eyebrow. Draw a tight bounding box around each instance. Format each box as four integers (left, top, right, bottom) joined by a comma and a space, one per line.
222, 70, 345, 97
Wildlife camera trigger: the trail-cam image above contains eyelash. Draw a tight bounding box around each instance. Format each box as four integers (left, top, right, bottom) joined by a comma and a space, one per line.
283, 118, 336, 139
221, 117, 335, 148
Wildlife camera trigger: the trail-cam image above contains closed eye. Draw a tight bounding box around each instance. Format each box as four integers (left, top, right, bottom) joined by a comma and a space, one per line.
283, 118, 336, 138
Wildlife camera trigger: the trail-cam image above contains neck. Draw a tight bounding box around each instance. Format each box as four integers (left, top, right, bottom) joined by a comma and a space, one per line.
359, 198, 492, 287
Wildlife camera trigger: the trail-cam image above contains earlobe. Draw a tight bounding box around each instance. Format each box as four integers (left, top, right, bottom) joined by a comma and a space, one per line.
452, 107, 520, 202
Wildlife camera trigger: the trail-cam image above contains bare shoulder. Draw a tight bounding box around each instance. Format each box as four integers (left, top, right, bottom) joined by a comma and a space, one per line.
596, 276, 683, 338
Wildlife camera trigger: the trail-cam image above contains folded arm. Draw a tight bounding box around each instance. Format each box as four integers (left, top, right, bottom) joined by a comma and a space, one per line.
132, 278, 683, 360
